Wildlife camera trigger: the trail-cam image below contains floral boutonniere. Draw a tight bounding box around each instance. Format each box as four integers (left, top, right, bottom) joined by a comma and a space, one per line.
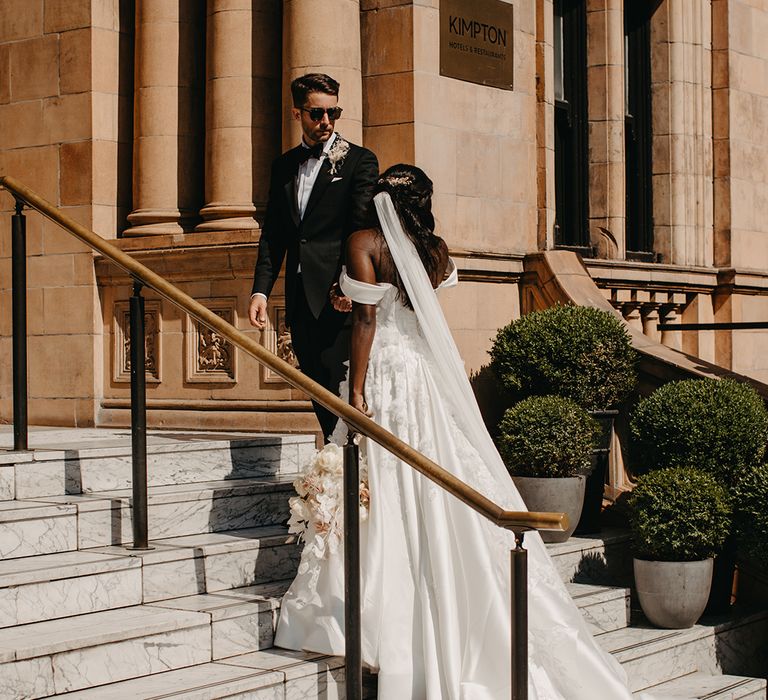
326, 134, 350, 176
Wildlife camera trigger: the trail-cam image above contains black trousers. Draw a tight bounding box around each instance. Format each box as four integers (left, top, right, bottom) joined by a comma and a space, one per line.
289, 276, 351, 439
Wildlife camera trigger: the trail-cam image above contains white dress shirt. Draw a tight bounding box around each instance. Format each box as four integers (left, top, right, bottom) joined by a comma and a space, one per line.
297, 131, 337, 218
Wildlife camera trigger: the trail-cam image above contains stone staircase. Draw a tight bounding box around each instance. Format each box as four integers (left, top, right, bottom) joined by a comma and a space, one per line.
0, 427, 765, 699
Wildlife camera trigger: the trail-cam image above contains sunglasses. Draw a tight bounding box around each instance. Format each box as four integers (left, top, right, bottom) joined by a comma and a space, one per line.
301, 106, 343, 121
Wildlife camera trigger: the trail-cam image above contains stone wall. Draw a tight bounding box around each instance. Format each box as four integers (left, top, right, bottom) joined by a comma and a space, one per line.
4, 0, 768, 429
0, 0, 133, 426
711, 0, 768, 381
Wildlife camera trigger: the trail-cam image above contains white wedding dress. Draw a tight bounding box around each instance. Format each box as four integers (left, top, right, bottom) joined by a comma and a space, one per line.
275, 193, 660, 699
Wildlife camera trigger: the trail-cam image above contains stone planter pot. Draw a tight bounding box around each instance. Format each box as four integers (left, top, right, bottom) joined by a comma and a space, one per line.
512, 475, 585, 544
634, 557, 714, 629
574, 409, 618, 536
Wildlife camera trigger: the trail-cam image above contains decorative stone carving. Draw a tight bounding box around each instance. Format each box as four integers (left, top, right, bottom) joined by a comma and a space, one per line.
113, 301, 162, 384
185, 299, 237, 383
263, 303, 299, 384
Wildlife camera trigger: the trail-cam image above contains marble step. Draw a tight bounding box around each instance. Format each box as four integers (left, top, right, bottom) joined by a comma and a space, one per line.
546, 529, 634, 587
0, 526, 299, 630
0, 581, 307, 699
642, 672, 767, 699
50, 649, 354, 700
0, 604, 212, 699
90, 526, 301, 602
599, 609, 768, 692
147, 581, 291, 660
25, 475, 295, 548
0, 550, 143, 628
0, 431, 316, 499
565, 582, 631, 634
0, 501, 77, 560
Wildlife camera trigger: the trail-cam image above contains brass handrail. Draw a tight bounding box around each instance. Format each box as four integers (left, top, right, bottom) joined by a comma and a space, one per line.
0, 174, 566, 534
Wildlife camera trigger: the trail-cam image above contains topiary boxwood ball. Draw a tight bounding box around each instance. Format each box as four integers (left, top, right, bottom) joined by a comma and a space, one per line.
629, 466, 731, 562
629, 378, 768, 485
732, 463, 768, 568
497, 395, 600, 478
489, 304, 637, 411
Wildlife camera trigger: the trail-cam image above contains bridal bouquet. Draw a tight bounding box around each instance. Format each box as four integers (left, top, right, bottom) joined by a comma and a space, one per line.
287, 443, 370, 559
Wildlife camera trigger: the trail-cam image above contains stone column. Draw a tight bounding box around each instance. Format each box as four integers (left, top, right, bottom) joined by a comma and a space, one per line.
536, 0, 556, 250
651, 1, 713, 266
586, 0, 624, 258
125, 1, 202, 236
282, 0, 363, 150
641, 302, 662, 342
197, 0, 261, 231
660, 300, 684, 351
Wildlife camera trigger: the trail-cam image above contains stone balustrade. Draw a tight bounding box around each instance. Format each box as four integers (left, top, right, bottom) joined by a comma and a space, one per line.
586, 260, 719, 363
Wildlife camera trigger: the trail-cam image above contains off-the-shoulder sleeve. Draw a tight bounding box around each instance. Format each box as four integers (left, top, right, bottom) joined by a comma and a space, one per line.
340, 268, 391, 304
438, 258, 458, 290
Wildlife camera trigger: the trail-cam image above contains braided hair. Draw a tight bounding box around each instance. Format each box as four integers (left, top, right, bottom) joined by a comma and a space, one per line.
373, 164, 445, 308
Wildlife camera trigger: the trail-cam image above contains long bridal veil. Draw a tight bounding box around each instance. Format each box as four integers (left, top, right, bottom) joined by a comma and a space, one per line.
372, 191, 637, 699
373, 192, 520, 506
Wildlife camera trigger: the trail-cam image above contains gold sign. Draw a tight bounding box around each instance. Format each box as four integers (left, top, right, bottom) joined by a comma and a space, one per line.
440, 0, 514, 91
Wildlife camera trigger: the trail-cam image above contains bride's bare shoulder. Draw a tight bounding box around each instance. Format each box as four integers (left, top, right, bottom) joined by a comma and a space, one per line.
347, 228, 379, 251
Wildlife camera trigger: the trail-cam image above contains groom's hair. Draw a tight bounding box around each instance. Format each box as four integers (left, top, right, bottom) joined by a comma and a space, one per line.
291, 73, 340, 107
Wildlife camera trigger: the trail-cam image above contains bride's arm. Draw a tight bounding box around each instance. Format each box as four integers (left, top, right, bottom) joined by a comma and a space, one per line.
346, 230, 378, 415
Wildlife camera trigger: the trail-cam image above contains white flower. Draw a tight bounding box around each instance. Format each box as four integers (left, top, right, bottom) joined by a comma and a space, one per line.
315, 443, 343, 473
287, 441, 370, 560
327, 135, 350, 175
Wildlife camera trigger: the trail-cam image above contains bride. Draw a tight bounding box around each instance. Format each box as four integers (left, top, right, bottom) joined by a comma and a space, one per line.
275, 164, 642, 699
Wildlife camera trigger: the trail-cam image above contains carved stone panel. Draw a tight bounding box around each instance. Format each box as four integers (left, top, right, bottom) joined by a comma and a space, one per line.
263, 302, 299, 384
185, 298, 237, 383
113, 301, 162, 384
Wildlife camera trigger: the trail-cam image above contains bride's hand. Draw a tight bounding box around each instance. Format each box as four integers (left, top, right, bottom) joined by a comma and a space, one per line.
350, 392, 372, 417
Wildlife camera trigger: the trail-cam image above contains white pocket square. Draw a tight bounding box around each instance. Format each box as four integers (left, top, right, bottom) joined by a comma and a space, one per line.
331, 177, 343, 183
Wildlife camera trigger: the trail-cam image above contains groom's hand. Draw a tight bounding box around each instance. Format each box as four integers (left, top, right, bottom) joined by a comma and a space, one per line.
329, 283, 352, 312
248, 295, 268, 330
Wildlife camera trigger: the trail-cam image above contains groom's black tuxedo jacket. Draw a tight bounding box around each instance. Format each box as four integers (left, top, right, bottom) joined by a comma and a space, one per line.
252, 140, 379, 323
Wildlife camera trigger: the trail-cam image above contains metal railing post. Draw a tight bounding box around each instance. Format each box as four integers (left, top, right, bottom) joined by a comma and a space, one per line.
344, 432, 363, 700
510, 530, 528, 700
11, 198, 28, 452
129, 280, 150, 550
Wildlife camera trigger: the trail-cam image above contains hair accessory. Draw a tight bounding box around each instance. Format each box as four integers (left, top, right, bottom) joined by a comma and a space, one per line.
380, 174, 414, 188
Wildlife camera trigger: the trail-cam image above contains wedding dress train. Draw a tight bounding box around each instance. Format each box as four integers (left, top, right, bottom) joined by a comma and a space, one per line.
275, 193, 662, 699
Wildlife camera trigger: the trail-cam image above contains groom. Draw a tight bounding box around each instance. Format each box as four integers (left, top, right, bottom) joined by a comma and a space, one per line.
249, 73, 379, 438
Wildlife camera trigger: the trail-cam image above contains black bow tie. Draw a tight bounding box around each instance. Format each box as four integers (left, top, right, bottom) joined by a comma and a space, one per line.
298, 143, 324, 163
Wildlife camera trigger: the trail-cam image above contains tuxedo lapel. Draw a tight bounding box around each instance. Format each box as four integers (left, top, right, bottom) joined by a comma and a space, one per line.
302, 158, 333, 223
281, 147, 302, 228
284, 176, 300, 229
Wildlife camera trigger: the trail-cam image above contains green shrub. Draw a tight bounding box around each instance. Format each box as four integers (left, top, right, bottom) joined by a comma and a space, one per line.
732, 463, 768, 567
629, 378, 768, 485
497, 395, 600, 478
629, 467, 731, 561
489, 304, 637, 411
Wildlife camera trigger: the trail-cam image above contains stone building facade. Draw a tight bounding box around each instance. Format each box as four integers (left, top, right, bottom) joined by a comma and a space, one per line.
1, 0, 768, 433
